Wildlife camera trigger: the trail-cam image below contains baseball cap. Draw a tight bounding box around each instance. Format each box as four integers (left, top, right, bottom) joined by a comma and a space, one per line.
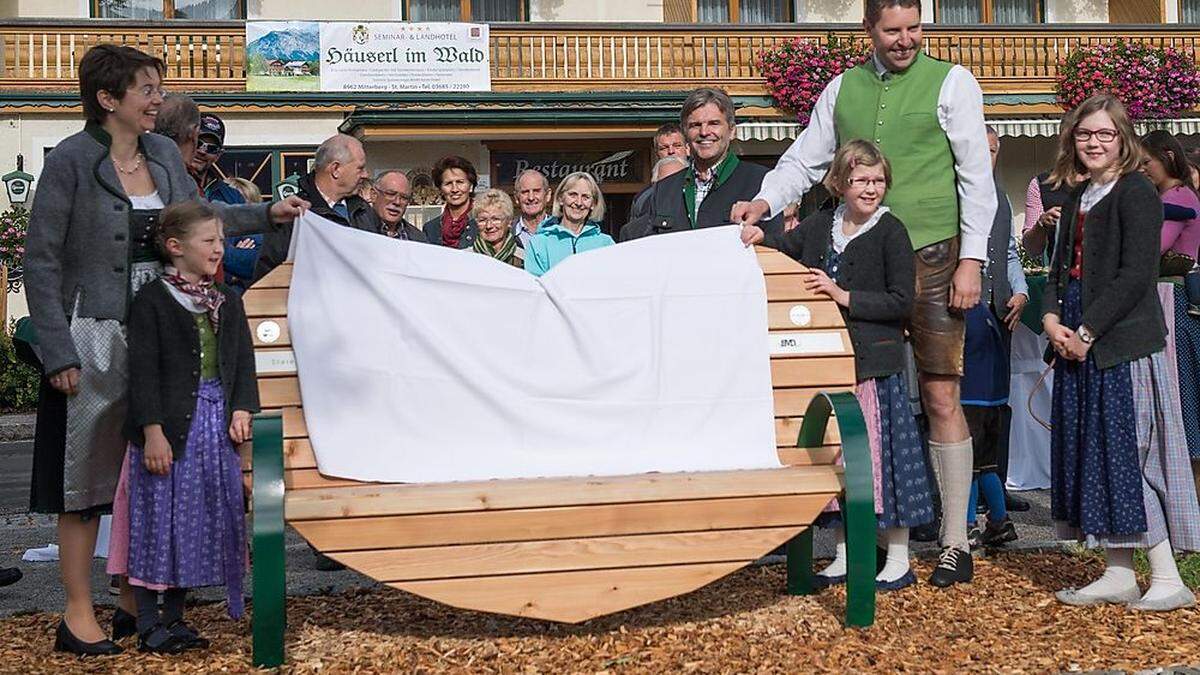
198, 113, 226, 147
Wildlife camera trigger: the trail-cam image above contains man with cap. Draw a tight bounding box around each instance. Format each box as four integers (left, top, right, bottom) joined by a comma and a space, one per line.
189, 112, 245, 205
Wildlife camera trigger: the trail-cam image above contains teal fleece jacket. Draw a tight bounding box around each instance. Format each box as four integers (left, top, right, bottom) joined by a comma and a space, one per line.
524, 217, 615, 276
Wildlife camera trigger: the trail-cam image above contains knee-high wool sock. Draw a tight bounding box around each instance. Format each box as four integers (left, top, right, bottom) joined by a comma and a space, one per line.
1072, 547, 1137, 597
161, 588, 187, 626
931, 438, 973, 551
978, 472, 1008, 524
1141, 539, 1187, 602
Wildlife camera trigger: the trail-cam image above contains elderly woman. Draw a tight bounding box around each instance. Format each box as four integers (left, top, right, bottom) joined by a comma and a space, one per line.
23, 44, 305, 655
471, 189, 524, 268
525, 171, 615, 276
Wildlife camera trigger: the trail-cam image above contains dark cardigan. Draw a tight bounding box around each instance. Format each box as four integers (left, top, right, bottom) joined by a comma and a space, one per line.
765, 209, 915, 380
1041, 171, 1166, 369
125, 279, 260, 458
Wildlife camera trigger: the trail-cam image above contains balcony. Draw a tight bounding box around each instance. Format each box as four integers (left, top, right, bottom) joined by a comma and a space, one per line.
1, 19, 1198, 98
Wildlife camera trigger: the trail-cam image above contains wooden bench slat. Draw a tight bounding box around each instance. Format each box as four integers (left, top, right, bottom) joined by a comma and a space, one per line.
290, 492, 834, 550
250, 317, 291, 348
765, 274, 828, 302
390, 561, 748, 623
258, 377, 301, 408
283, 465, 840, 519
253, 263, 292, 289
332, 526, 802, 582
243, 288, 288, 318
770, 357, 856, 388
755, 248, 807, 275
766, 300, 845, 330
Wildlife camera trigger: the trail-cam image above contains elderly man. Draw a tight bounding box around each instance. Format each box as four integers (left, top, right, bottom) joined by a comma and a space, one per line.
253, 133, 373, 282
631, 87, 781, 239
734, 0, 997, 588
153, 94, 199, 166
371, 170, 426, 241
653, 122, 688, 160
630, 155, 689, 222
512, 169, 550, 247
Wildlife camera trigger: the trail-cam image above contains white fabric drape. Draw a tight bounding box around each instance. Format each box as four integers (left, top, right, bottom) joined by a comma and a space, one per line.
288, 213, 780, 484
1006, 323, 1053, 491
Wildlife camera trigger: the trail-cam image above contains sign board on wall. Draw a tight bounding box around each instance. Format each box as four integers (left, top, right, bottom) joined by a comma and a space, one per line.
246, 21, 491, 93
490, 149, 650, 187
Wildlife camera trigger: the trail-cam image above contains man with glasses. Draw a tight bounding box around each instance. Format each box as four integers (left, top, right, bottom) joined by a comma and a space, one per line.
188, 112, 244, 205
371, 170, 426, 242
734, 0, 996, 588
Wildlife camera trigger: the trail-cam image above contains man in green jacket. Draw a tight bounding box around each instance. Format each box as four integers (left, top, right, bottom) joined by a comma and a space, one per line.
734, 0, 996, 588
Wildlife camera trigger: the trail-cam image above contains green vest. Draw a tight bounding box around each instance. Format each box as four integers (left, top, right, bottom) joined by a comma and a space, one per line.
833, 52, 958, 251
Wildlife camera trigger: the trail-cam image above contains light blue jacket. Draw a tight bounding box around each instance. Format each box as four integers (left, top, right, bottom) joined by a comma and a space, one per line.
524, 217, 615, 277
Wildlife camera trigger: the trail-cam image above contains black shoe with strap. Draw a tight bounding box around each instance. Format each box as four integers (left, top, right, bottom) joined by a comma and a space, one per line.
928, 546, 973, 588
138, 624, 191, 654
53, 620, 123, 656
1004, 493, 1032, 512
980, 517, 1018, 548
167, 620, 210, 651
112, 607, 137, 641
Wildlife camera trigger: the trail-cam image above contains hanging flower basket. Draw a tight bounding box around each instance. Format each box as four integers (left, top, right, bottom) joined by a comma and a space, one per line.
1055, 40, 1200, 120
756, 34, 871, 127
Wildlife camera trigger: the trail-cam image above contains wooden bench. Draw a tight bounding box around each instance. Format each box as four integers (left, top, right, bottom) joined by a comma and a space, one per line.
242, 248, 877, 667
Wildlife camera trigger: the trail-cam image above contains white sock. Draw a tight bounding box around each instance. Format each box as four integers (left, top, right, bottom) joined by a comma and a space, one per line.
931, 438, 973, 551
818, 529, 847, 578
876, 527, 911, 583
1140, 540, 1186, 602
1074, 547, 1137, 597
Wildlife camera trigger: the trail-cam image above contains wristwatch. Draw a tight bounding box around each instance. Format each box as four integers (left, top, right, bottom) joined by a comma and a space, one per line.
1078, 325, 1095, 344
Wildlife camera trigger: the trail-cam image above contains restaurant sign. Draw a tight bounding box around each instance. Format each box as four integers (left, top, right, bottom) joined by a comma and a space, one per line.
491, 149, 649, 186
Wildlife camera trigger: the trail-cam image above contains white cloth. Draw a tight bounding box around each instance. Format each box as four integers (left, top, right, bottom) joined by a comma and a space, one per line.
753, 60, 996, 261
129, 192, 164, 210
1080, 178, 1117, 212
288, 212, 780, 483
1006, 323, 1053, 490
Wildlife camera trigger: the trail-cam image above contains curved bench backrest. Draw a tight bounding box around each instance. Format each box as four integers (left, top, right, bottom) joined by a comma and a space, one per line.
240, 247, 857, 622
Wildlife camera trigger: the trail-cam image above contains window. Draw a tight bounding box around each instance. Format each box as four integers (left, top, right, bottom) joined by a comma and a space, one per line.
1182, 0, 1200, 23
697, 0, 791, 22
406, 0, 525, 21
936, 0, 1041, 23
94, 0, 245, 19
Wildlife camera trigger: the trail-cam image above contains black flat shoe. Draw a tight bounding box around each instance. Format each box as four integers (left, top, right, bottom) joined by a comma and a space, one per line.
138, 624, 190, 654
980, 517, 1019, 548
1005, 493, 1031, 512
0, 567, 21, 587
928, 547, 973, 588
167, 620, 210, 650
53, 620, 123, 656
910, 520, 940, 543
112, 607, 137, 641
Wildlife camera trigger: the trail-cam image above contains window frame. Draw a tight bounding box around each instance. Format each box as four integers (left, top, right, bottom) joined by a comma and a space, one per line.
933, 0, 1044, 23
693, 0, 794, 23
1182, 0, 1200, 23
92, 0, 247, 19
403, 0, 529, 22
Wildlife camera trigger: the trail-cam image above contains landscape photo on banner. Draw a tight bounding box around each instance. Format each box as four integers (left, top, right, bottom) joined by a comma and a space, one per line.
246, 21, 491, 93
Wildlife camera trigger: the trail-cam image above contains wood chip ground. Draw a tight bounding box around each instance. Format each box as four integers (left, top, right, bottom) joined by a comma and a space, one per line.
3, 553, 1199, 673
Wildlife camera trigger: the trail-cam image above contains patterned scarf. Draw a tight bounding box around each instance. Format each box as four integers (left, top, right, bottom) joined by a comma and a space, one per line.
441, 204, 471, 247
473, 230, 519, 267
161, 267, 224, 332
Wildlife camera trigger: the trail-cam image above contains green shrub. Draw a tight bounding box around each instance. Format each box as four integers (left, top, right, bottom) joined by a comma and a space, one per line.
0, 321, 39, 411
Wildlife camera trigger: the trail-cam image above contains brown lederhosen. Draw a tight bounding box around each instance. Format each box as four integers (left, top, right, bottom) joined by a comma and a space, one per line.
909, 237, 965, 376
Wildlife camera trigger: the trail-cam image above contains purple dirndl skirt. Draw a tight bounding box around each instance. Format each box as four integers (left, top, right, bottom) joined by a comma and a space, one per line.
127, 378, 246, 616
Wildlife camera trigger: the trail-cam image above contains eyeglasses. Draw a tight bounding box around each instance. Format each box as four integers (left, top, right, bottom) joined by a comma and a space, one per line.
374, 187, 412, 203
477, 216, 508, 225
130, 84, 167, 99
1073, 128, 1119, 143
847, 177, 887, 189
196, 140, 223, 155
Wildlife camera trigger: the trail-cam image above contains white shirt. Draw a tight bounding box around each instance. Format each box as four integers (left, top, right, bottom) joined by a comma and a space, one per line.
129, 191, 164, 210
754, 54, 997, 262
830, 204, 891, 254
1080, 178, 1116, 212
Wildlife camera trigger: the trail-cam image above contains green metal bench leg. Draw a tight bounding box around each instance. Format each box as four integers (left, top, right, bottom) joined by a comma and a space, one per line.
797, 391, 876, 628
785, 527, 814, 595
252, 412, 286, 667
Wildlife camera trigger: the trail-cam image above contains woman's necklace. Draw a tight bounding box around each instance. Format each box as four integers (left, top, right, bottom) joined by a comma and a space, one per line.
112, 152, 144, 175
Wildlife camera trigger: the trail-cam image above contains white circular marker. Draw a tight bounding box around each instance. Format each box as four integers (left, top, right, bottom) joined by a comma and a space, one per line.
256, 320, 281, 344
789, 305, 812, 327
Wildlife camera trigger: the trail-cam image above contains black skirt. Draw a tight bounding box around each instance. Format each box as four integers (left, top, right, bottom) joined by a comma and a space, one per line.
28, 377, 111, 517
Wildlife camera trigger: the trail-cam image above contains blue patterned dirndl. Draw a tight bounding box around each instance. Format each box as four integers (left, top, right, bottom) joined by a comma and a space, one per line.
1050, 280, 1148, 540
1169, 284, 1200, 459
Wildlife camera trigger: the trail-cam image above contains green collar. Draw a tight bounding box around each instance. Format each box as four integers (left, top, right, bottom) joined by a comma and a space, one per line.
683, 152, 741, 228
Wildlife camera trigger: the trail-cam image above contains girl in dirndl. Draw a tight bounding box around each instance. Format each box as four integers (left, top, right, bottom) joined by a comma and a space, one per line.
1043, 94, 1200, 611
742, 139, 935, 591
115, 201, 259, 652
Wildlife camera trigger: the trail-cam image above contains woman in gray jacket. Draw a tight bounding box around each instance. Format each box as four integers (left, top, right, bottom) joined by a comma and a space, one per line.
23, 44, 306, 655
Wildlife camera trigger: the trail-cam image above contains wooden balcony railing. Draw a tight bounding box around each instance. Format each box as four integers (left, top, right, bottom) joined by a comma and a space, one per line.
1, 20, 1199, 97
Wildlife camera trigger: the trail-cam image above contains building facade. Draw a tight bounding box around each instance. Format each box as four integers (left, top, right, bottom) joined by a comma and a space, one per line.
2, 0, 1198, 319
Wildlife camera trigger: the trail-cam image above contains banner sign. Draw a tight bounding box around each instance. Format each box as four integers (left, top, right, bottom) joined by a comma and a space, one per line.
246, 21, 491, 93
490, 149, 650, 187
